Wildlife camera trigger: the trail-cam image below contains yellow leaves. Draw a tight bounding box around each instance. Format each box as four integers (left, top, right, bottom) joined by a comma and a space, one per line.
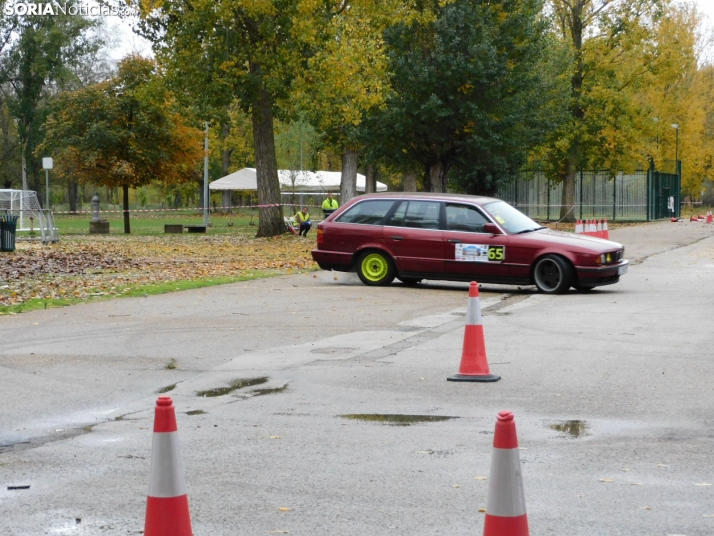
457, 83, 474, 95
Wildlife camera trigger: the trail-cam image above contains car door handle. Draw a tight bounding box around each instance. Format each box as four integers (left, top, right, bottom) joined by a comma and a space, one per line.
390, 235, 403, 240
448, 239, 461, 244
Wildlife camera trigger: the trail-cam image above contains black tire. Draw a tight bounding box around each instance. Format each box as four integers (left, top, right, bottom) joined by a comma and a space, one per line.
533, 255, 573, 294
397, 277, 422, 286
356, 250, 396, 286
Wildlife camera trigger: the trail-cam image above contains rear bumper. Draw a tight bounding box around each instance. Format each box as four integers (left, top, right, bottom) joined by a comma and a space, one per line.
311, 249, 354, 271
575, 260, 629, 286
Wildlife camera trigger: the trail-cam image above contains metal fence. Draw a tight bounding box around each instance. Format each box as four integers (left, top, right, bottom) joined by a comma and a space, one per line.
498, 169, 680, 221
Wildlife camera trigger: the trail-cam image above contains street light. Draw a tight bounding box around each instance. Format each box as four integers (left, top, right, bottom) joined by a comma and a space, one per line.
42, 157, 53, 209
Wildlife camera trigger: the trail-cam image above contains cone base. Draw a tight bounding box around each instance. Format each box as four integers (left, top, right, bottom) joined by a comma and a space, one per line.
447, 373, 501, 382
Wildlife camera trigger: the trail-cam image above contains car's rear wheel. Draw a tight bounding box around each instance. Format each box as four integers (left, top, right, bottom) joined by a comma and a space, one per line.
397, 277, 422, 286
357, 251, 396, 286
533, 255, 573, 294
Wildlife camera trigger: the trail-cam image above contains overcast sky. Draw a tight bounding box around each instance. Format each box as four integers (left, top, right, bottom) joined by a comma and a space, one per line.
110, 1, 714, 63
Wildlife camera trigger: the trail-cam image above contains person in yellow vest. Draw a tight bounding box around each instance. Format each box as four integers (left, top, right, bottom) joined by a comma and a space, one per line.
295, 206, 312, 236
322, 192, 339, 217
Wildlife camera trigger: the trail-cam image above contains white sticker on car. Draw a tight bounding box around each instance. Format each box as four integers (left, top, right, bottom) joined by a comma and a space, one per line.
455, 244, 505, 262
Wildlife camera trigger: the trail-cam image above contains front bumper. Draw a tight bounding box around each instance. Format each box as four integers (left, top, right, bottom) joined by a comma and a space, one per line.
575, 259, 629, 286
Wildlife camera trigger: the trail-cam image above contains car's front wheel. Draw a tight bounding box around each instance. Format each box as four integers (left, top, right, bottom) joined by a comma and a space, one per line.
533, 255, 573, 294
356, 251, 396, 286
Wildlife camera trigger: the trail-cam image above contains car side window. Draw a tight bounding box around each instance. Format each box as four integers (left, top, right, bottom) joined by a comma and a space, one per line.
387, 200, 441, 229
336, 200, 396, 225
445, 204, 489, 233
387, 201, 408, 226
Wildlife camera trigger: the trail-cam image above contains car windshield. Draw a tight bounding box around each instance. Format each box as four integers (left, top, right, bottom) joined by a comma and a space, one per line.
482, 200, 542, 234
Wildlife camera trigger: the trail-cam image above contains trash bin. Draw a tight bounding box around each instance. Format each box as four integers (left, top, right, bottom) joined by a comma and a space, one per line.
0, 214, 18, 252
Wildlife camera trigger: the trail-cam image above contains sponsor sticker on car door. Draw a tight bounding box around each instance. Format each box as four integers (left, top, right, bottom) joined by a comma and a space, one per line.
455, 244, 505, 262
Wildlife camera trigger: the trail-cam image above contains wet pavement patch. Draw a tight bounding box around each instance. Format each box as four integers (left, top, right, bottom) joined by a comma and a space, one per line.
196, 377, 269, 397
157, 383, 177, 394
340, 414, 458, 426
250, 384, 288, 397
186, 410, 206, 416
550, 420, 590, 438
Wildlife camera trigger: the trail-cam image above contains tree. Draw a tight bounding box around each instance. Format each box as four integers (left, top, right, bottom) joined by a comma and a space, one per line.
359, 0, 554, 194
39, 56, 203, 233
539, 0, 666, 221
135, 0, 360, 236
0, 1, 103, 196
289, 3, 403, 204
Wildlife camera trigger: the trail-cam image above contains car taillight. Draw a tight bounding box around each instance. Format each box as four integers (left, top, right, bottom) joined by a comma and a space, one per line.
317, 228, 324, 244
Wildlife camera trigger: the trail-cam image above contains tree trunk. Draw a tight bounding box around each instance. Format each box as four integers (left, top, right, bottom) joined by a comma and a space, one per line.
365, 164, 377, 194
428, 161, 449, 193
251, 77, 284, 237
68, 181, 78, 212
222, 190, 232, 213
123, 184, 131, 234
21, 141, 28, 191
341, 150, 358, 204
559, 1, 584, 223
402, 170, 417, 192
560, 145, 578, 221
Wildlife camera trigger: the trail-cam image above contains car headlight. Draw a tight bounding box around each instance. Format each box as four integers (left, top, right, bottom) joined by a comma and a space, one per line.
597, 252, 620, 265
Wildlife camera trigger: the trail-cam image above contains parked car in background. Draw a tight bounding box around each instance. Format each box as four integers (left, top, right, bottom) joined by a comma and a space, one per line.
311, 193, 628, 294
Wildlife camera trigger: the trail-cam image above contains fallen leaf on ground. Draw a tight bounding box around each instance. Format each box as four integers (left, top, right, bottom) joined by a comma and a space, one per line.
269, 435, 282, 439
599, 478, 614, 483
474, 476, 488, 480
278, 507, 293, 512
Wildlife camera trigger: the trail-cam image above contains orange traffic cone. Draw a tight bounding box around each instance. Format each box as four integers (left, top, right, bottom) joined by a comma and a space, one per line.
706, 210, 713, 224
574, 220, 583, 234
690, 215, 699, 222
447, 282, 500, 382
602, 219, 610, 239
483, 411, 529, 536
145, 396, 193, 536
596, 220, 603, 238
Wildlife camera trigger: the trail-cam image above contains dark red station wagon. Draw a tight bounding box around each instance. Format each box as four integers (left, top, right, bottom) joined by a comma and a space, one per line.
311, 193, 629, 293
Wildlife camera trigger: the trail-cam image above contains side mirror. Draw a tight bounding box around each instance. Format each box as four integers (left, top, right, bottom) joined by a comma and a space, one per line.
483, 223, 502, 235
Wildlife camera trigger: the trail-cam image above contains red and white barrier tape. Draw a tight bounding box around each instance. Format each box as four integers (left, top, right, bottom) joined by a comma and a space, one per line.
53, 203, 320, 215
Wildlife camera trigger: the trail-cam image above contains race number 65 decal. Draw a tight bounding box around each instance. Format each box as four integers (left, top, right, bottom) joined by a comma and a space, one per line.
488, 245, 505, 261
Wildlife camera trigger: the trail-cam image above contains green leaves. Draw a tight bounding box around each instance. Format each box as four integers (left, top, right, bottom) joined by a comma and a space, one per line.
39, 56, 203, 190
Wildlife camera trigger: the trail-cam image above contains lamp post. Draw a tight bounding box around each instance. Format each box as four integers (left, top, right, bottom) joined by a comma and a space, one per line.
203, 122, 209, 226
42, 157, 53, 209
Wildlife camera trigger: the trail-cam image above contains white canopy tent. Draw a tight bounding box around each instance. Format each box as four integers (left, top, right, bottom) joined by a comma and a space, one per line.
209, 168, 387, 193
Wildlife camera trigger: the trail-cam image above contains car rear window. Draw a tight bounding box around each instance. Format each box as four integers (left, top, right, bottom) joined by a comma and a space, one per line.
336, 200, 396, 225
387, 201, 441, 229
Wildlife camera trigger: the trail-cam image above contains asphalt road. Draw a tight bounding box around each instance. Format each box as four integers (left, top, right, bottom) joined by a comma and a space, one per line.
1, 220, 713, 535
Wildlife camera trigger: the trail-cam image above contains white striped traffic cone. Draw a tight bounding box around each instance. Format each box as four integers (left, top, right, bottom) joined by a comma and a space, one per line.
145, 396, 193, 536
596, 220, 603, 238
602, 219, 610, 239
574, 220, 583, 234
483, 411, 529, 536
706, 210, 713, 224
447, 282, 500, 382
